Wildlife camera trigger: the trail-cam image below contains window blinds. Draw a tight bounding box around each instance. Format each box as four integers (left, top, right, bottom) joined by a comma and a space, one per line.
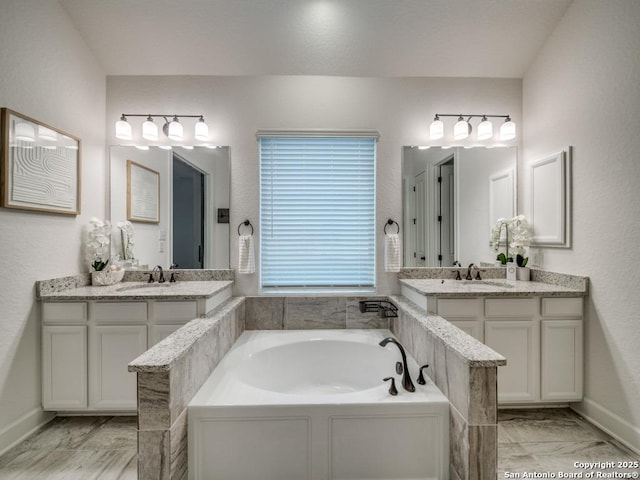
259, 135, 376, 290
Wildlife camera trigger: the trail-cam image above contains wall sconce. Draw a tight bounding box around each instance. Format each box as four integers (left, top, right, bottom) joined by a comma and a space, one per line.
115, 113, 209, 142
429, 114, 516, 142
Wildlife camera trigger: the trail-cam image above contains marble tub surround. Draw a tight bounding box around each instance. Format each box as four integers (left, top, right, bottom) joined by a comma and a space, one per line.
244, 295, 391, 330
129, 296, 245, 480
390, 294, 504, 480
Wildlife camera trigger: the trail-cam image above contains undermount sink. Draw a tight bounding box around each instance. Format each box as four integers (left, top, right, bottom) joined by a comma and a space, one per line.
459, 280, 515, 288
116, 283, 172, 292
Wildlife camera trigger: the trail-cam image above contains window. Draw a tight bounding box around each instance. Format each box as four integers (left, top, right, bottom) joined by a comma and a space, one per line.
259, 133, 377, 292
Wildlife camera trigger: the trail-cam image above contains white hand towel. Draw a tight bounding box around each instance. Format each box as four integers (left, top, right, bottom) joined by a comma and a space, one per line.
238, 235, 255, 274
384, 233, 402, 273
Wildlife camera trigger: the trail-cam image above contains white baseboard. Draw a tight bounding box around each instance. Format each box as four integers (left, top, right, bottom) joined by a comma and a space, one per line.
571, 398, 640, 456
0, 407, 55, 456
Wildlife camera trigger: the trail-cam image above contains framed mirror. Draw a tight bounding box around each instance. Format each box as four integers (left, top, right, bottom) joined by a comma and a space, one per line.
109, 146, 230, 269
402, 146, 517, 267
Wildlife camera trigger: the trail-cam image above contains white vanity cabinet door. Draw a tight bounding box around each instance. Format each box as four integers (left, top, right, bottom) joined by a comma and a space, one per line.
42, 326, 87, 410
437, 299, 483, 341
485, 320, 540, 402
541, 319, 583, 401
89, 325, 147, 410
149, 324, 184, 346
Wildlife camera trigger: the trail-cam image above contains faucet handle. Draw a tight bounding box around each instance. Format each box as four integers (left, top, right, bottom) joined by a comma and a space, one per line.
453, 270, 462, 281
417, 365, 429, 385
170, 272, 178, 283
383, 377, 398, 396
147, 273, 154, 283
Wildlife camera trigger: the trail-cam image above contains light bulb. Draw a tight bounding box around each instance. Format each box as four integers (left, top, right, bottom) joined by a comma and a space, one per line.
453, 116, 470, 140
477, 116, 493, 140
194, 117, 209, 141
142, 116, 158, 141
500, 117, 516, 141
115, 115, 132, 140
15, 122, 35, 142
168, 116, 183, 141
429, 116, 444, 140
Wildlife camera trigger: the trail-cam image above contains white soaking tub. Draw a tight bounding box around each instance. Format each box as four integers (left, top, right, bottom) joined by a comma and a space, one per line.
188, 329, 449, 480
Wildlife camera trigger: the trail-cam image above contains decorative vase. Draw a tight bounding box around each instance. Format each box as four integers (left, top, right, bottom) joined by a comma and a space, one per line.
516, 267, 530, 281
91, 269, 125, 286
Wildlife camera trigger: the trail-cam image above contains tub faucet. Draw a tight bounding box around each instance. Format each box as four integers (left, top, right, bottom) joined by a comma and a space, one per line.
378, 338, 415, 392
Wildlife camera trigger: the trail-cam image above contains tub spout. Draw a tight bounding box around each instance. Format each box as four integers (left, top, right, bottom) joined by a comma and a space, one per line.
378, 337, 415, 392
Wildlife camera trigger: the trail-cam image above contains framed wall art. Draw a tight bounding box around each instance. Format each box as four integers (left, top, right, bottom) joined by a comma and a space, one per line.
127, 160, 159, 223
1, 108, 81, 215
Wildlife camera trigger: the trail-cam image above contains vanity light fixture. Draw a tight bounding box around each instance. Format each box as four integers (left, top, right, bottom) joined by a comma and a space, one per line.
142, 116, 158, 141
453, 116, 471, 140
429, 115, 444, 140
114, 113, 209, 142
429, 114, 516, 141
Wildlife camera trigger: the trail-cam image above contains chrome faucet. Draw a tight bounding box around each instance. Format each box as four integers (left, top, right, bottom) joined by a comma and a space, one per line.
378, 337, 415, 392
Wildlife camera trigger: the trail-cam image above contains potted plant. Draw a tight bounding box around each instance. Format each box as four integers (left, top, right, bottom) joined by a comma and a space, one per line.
87, 217, 124, 286
491, 215, 531, 279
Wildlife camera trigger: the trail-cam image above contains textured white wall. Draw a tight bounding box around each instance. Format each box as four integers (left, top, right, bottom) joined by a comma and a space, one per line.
523, 0, 640, 452
0, 0, 106, 453
106, 76, 522, 295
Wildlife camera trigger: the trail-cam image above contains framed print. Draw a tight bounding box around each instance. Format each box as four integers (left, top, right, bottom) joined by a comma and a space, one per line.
1, 108, 81, 215
127, 160, 159, 223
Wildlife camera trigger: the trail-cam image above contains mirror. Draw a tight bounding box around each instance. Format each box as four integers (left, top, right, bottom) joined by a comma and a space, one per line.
402, 146, 517, 267
110, 146, 230, 269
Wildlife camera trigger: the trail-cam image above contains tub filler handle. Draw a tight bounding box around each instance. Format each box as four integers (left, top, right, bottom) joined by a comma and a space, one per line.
378, 337, 416, 392
383, 377, 398, 396
417, 364, 430, 385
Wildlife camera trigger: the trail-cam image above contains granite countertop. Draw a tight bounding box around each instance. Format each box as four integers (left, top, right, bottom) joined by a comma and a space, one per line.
389, 294, 507, 367
400, 278, 587, 298
38, 280, 233, 301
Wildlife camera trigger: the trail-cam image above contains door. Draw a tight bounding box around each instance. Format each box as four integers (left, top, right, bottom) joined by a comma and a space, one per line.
89, 325, 147, 410
414, 171, 427, 266
173, 155, 205, 268
438, 161, 455, 266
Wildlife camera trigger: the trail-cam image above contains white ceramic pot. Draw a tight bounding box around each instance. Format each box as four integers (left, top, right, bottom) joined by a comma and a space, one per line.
91, 269, 125, 286
516, 267, 530, 281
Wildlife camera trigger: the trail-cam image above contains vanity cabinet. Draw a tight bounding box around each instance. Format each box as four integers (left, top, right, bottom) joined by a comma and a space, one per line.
42, 299, 202, 411
433, 296, 583, 404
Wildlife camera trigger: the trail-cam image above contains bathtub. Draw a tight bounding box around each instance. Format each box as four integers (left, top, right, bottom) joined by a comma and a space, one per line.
188, 329, 449, 480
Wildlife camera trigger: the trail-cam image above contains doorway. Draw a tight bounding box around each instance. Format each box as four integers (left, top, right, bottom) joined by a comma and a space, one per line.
438, 159, 455, 266
172, 155, 205, 268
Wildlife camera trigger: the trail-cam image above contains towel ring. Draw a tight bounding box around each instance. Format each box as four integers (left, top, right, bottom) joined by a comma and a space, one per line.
237, 220, 254, 236
384, 219, 400, 235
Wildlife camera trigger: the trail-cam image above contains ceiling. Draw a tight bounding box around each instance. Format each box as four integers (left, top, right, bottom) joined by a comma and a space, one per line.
59, 0, 572, 78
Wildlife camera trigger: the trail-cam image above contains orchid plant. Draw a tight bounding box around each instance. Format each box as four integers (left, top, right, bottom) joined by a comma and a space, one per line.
117, 221, 135, 261
86, 217, 112, 271
491, 215, 531, 266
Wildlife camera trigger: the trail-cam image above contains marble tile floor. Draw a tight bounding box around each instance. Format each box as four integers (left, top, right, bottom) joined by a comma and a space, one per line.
0, 416, 137, 480
0, 409, 637, 479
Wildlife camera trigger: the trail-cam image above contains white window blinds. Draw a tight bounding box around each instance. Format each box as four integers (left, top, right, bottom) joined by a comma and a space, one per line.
259, 135, 376, 291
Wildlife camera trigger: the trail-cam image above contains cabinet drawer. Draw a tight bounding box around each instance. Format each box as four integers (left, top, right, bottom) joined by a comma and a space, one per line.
92, 302, 147, 323
42, 302, 87, 323
541, 298, 583, 318
437, 299, 479, 318
485, 298, 537, 318
152, 301, 198, 323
